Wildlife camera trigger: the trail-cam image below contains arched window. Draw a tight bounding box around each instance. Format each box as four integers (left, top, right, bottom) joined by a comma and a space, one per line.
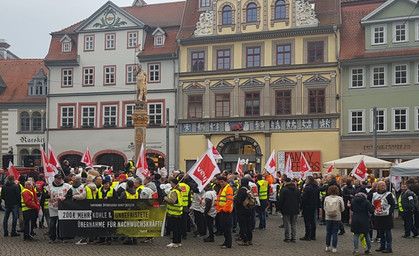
275, 0, 286, 19
32, 112, 42, 131
20, 112, 30, 131
31, 149, 41, 167
222, 5, 232, 25
246, 3, 257, 22
20, 149, 29, 166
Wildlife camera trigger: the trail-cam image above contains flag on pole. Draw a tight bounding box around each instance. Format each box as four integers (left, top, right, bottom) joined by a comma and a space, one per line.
391, 159, 401, 191
108, 166, 113, 175
187, 148, 221, 192
351, 156, 367, 181
207, 139, 223, 160
264, 150, 276, 175
300, 152, 312, 179
284, 155, 293, 179
48, 144, 61, 170
40, 146, 58, 184
7, 161, 20, 181
81, 147, 94, 168
327, 162, 334, 174
136, 144, 150, 179
235, 157, 243, 175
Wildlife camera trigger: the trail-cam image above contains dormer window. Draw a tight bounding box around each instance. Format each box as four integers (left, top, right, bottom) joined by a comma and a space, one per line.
200, 0, 210, 8
155, 35, 163, 46
152, 28, 166, 47
60, 34, 72, 53
28, 68, 47, 96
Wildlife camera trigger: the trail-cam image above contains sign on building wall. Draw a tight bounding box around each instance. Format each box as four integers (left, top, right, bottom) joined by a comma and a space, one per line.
277, 151, 321, 173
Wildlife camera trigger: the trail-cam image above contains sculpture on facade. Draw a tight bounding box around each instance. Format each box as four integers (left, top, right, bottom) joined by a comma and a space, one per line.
295, 0, 319, 27
194, 11, 213, 36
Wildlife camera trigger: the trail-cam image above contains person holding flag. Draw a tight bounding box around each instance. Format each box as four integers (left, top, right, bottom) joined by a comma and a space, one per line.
81, 148, 94, 169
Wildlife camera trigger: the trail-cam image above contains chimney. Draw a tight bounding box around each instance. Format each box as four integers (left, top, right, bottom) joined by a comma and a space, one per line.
0, 39, 10, 60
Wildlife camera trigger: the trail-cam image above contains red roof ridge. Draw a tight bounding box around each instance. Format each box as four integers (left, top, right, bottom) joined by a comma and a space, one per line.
51, 20, 85, 35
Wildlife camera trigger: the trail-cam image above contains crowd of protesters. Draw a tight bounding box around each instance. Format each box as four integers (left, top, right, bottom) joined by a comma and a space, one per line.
2, 162, 419, 254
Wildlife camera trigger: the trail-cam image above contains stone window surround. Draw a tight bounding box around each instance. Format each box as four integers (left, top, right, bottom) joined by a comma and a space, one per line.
242, 0, 261, 30
270, 0, 290, 27
349, 66, 365, 89
218, 2, 236, 32
272, 39, 295, 65
349, 109, 365, 133
242, 42, 265, 68
370, 65, 387, 87
212, 44, 234, 70
188, 47, 208, 72
391, 107, 409, 131
303, 37, 328, 64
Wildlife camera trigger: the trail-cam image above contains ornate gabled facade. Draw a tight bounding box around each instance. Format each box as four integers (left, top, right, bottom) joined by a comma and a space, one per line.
0, 59, 47, 168
44, 0, 184, 170
177, 0, 341, 173
340, 0, 419, 175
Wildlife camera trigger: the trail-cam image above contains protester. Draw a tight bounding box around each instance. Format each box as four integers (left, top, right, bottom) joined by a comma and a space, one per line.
164, 178, 183, 248
324, 185, 344, 253
216, 176, 234, 249
351, 191, 374, 255
278, 178, 300, 243
399, 182, 419, 238
201, 183, 217, 242
256, 174, 268, 230
21, 181, 40, 241
300, 176, 319, 241
372, 181, 395, 253
2, 175, 21, 237
48, 174, 71, 243
234, 177, 253, 246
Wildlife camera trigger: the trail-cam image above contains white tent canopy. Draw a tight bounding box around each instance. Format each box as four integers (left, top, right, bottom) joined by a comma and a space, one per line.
390, 158, 419, 177
323, 154, 392, 169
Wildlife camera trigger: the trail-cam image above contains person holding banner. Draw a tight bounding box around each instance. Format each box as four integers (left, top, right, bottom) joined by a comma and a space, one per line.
164, 178, 183, 248
48, 174, 71, 244
216, 176, 234, 249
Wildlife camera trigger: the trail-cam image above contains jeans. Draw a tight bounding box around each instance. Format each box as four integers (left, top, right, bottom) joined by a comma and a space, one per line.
3, 205, 19, 235
283, 214, 297, 240
379, 229, 392, 250
49, 216, 60, 241
354, 233, 371, 250
257, 200, 267, 229
326, 220, 340, 248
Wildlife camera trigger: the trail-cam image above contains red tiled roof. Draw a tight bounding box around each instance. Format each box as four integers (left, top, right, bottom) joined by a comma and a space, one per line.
139, 28, 179, 56
0, 59, 47, 103
178, 0, 341, 40
339, 1, 386, 60
45, 2, 184, 61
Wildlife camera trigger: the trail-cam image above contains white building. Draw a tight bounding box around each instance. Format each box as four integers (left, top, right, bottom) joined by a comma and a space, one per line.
44, 0, 184, 171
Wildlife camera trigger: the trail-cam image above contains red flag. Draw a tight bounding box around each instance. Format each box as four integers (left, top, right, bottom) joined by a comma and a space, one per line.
48, 144, 61, 170
81, 147, 94, 168
300, 152, 311, 179
136, 144, 150, 179
235, 157, 243, 175
7, 162, 20, 181
264, 150, 276, 175
41, 146, 57, 184
208, 139, 223, 160
188, 148, 221, 192
351, 156, 367, 181
284, 155, 294, 179
108, 166, 113, 175
327, 163, 334, 174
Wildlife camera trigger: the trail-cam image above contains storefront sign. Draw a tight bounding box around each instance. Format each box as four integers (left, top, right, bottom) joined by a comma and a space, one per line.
58, 199, 167, 237
341, 139, 419, 157
278, 151, 321, 173
19, 136, 45, 144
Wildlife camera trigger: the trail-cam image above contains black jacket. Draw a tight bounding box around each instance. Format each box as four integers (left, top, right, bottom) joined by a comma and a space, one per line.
1, 181, 21, 207
278, 183, 300, 215
351, 195, 374, 234
301, 182, 319, 210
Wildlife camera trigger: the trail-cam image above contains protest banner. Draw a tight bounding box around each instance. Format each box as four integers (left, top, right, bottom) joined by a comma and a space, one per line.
58, 199, 167, 237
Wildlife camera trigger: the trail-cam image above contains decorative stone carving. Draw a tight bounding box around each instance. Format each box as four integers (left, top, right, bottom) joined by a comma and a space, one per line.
194, 11, 214, 36
295, 0, 318, 27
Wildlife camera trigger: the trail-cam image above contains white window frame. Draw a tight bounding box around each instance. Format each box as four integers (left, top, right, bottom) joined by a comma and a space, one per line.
127, 32, 138, 48
370, 108, 387, 132
104, 66, 116, 85
81, 106, 96, 128
154, 35, 164, 46
393, 22, 408, 43
349, 109, 365, 133
61, 106, 74, 128
83, 67, 94, 86
62, 42, 71, 53
393, 63, 409, 85
105, 33, 116, 50
415, 106, 419, 131
148, 102, 163, 126
392, 107, 409, 131
62, 68, 73, 87
200, 0, 211, 8
350, 67, 365, 88
103, 105, 117, 127
416, 62, 419, 84
371, 65, 387, 87
84, 35, 94, 51
125, 104, 135, 127
148, 63, 160, 83
416, 21, 419, 41
371, 24, 386, 45
126, 65, 137, 84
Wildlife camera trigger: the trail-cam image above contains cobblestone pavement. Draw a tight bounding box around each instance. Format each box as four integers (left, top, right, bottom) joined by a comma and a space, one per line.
0, 211, 417, 256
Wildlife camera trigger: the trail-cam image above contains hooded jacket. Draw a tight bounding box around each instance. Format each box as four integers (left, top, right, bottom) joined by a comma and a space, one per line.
278, 183, 300, 215
1, 181, 20, 207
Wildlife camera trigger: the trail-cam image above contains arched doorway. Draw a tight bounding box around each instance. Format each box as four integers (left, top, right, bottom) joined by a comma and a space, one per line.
145, 150, 166, 173
217, 136, 262, 173
96, 153, 125, 172
59, 153, 82, 168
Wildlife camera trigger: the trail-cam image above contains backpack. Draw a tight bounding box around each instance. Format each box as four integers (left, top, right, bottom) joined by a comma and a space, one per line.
324, 196, 340, 217
243, 187, 256, 209
372, 192, 391, 216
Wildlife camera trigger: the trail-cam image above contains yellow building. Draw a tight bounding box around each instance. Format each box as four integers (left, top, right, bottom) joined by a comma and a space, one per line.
176, 0, 341, 174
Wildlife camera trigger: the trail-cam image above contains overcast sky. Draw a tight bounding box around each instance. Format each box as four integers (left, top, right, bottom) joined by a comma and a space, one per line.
1, 0, 176, 59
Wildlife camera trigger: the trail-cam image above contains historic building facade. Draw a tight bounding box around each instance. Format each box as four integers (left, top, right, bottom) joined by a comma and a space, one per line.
177, 0, 341, 173
340, 0, 419, 175
44, 0, 184, 171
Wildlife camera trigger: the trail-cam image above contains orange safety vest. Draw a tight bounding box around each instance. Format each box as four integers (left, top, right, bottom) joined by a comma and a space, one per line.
216, 184, 234, 213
